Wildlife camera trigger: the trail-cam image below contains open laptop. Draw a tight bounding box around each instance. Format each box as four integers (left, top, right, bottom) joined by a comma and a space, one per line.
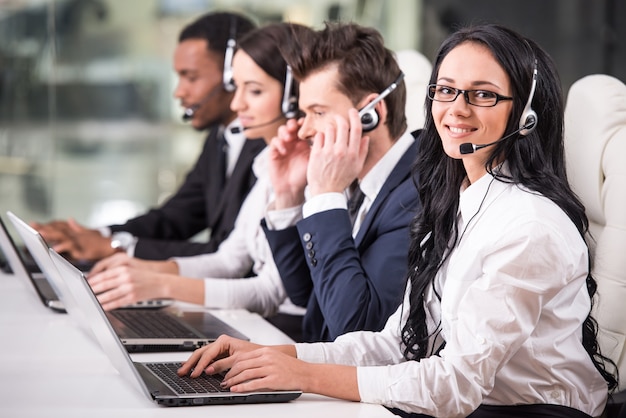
8, 210, 249, 352
0, 215, 66, 312
49, 248, 302, 406
0, 223, 94, 275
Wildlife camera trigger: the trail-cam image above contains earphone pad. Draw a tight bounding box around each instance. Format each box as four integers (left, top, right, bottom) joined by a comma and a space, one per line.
519, 109, 538, 136
224, 79, 235, 92
361, 109, 379, 132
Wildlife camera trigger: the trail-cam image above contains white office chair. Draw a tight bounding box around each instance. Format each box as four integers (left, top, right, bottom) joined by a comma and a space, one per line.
395, 49, 432, 133
564, 74, 626, 411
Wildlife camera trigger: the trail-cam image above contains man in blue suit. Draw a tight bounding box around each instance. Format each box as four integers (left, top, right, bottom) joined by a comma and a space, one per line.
262, 22, 421, 342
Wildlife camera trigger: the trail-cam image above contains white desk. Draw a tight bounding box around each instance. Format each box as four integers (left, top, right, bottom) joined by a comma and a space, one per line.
0, 271, 394, 417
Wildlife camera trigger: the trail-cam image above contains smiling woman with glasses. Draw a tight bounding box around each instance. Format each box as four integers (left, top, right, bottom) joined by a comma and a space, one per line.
177, 24, 617, 418
427, 83, 513, 107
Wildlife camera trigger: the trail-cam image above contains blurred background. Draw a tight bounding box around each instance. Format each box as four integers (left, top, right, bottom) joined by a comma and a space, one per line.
1, 0, 624, 228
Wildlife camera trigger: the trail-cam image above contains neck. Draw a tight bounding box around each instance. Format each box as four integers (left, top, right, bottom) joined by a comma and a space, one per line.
358, 132, 394, 180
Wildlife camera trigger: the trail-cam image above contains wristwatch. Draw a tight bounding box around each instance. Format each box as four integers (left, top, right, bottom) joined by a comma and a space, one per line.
110, 231, 134, 251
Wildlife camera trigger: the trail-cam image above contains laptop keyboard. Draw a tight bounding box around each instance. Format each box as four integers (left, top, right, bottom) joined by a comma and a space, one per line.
146, 362, 229, 394
111, 310, 199, 338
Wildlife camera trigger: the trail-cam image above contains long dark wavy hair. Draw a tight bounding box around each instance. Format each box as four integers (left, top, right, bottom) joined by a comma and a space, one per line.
400, 24, 618, 391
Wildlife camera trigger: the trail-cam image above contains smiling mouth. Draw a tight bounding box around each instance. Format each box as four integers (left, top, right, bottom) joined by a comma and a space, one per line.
448, 126, 475, 134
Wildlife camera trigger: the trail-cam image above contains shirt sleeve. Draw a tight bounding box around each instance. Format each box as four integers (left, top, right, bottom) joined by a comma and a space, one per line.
302, 192, 347, 218
264, 204, 303, 230
172, 177, 286, 316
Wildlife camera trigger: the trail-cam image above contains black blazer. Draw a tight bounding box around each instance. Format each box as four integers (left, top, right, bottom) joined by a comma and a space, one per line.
110, 126, 266, 260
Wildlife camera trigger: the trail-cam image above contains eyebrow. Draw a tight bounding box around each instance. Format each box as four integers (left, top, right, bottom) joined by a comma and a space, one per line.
302, 103, 329, 111
237, 80, 264, 88
436, 77, 505, 90
177, 69, 197, 76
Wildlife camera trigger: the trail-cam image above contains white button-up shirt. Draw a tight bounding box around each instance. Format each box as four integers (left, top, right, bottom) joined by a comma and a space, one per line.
173, 149, 288, 317
296, 169, 607, 417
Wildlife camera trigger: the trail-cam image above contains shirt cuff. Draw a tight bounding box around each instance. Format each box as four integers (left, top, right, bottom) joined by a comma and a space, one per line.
125, 239, 137, 257
173, 257, 194, 277
302, 192, 347, 218
203, 278, 232, 309
265, 203, 303, 230
357, 366, 388, 404
99, 226, 112, 237
295, 343, 325, 362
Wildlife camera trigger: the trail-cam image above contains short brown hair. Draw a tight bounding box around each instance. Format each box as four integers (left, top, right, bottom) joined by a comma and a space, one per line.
289, 22, 407, 139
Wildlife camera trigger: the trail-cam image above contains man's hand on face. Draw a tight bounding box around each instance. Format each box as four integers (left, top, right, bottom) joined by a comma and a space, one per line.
306, 108, 369, 196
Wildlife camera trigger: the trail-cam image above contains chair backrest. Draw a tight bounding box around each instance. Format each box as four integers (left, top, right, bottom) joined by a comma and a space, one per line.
395, 49, 432, 132
564, 74, 626, 390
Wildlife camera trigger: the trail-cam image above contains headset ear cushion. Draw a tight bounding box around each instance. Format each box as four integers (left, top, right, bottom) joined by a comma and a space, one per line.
519, 110, 537, 136
361, 109, 379, 132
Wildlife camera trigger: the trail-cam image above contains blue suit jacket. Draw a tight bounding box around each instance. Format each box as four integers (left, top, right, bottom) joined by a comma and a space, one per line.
263, 131, 421, 342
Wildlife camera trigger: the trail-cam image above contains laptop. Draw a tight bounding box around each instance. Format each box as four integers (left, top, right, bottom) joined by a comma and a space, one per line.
0, 215, 66, 312
49, 248, 302, 406
8, 210, 249, 352
0, 222, 94, 276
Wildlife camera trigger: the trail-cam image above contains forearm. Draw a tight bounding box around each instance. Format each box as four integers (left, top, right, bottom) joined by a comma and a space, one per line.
272, 344, 297, 357
302, 363, 359, 401
162, 274, 205, 305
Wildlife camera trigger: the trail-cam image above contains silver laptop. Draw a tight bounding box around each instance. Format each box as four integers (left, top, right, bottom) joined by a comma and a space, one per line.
8, 210, 249, 353
49, 248, 302, 406
0, 215, 66, 312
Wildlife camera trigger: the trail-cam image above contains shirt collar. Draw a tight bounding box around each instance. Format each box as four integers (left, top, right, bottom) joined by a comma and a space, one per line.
359, 130, 414, 202
458, 163, 510, 227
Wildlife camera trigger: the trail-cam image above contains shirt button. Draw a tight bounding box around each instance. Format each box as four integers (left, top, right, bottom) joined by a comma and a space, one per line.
302, 232, 312, 242
551, 390, 560, 399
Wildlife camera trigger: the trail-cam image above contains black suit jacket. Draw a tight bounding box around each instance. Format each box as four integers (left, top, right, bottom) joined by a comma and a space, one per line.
110, 126, 266, 260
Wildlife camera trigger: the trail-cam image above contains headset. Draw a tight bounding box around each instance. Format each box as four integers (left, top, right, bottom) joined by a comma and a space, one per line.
239, 65, 300, 132
183, 17, 238, 122
281, 65, 299, 119
459, 56, 539, 154
518, 58, 538, 136
222, 16, 237, 92
358, 72, 405, 132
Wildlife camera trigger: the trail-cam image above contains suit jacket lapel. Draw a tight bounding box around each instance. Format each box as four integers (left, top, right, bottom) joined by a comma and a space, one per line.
211, 138, 266, 219
353, 137, 418, 245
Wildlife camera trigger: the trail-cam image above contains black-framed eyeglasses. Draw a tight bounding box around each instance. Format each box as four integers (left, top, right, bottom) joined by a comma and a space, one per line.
427, 84, 513, 107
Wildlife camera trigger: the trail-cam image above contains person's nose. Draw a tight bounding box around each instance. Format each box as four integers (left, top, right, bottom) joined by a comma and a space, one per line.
230, 88, 244, 112
297, 116, 315, 141
448, 90, 472, 116
173, 78, 186, 100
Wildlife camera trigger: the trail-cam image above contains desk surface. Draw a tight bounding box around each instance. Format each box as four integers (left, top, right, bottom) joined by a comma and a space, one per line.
0, 271, 394, 417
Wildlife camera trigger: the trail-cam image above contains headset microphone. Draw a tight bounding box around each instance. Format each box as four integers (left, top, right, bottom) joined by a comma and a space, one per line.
181, 83, 224, 122
242, 114, 285, 131
459, 124, 531, 154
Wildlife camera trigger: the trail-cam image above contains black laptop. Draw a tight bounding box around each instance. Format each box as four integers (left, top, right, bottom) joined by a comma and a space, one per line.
49, 248, 302, 406
8, 210, 249, 353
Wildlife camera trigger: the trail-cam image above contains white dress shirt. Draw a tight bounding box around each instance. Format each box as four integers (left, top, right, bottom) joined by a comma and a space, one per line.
172, 149, 289, 317
296, 168, 607, 418
223, 119, 246, 178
